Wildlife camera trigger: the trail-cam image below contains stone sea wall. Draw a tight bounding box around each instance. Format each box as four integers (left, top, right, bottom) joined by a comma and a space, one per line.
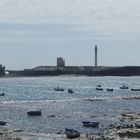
7, 66, 140, 77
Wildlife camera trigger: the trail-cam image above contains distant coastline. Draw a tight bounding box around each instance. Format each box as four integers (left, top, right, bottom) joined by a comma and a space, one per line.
5, 66, 140, 77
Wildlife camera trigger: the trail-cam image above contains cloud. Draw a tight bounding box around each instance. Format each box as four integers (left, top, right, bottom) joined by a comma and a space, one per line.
0, 0, 140, 46
0, 0, 140, 24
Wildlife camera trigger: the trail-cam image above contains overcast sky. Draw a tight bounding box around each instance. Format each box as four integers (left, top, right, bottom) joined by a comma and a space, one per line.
0, 0, 140, 70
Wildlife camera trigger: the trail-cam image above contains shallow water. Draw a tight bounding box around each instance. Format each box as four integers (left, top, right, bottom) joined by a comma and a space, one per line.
0, 76, 140, 134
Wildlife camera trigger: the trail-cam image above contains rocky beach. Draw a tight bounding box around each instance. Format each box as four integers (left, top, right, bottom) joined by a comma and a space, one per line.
0, 76, 140, 140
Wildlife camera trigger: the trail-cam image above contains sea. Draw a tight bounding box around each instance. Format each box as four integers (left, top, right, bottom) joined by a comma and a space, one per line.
0, 76, 140, 135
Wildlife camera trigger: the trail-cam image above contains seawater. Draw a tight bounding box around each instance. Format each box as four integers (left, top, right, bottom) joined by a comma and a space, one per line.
0, 76, 140, 134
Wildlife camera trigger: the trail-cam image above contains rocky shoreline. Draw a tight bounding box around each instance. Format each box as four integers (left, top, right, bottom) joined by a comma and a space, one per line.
0, 111, 140, 140
0, 86, 140, 140
0, 97, 140, 140
0, 127, 140, 140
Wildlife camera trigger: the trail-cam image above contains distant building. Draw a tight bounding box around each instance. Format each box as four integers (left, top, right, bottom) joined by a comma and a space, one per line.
0, 64, 5, 76
57, 57, 65, 67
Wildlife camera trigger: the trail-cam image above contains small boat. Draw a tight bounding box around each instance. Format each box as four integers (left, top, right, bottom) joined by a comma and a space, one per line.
120, 85, 129, 89
54, 87, 65, 91
82, 121, 99, 127
96, 87, 103, 91
0, 121, 6, 125
131, 88, 140, 91
97, 85, 101, 87
27, 110, 42, 116
0, 93, 5, 96
65, 128, 80, 139
107, 88, 113, 91
68, 89, 74, 93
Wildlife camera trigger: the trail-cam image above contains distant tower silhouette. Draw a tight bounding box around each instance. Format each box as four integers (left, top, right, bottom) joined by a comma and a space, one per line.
95, 45, 97, 67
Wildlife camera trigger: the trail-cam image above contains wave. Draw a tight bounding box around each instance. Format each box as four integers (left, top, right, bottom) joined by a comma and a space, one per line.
0, 98, 84, 105
1, 95, 140, 105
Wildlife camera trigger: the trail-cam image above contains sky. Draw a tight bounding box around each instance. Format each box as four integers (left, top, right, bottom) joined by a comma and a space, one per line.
0, 0, 140, 70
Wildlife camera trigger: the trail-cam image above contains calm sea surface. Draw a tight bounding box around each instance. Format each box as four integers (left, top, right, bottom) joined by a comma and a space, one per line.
0, 76, 140, 134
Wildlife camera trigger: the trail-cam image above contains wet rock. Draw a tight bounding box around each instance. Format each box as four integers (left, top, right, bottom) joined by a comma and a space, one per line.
13, 138, 22, 140
135, 123, 140, 129
120, 112, 140, 120
0, 132, 4, 135
122, 96, 140, 100
118, 129, 140, 138
90, 135, 115, 140
13, 129, 24, 132
56, 130, 63, 134
85, 99, 104, 102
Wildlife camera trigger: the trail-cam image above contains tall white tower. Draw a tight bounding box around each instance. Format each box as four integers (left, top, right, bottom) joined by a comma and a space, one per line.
95, 45, 97, 67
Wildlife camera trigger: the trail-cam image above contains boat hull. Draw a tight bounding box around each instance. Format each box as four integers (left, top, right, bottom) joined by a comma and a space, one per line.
131, 88, 140, 91
65, 128, 80, 139
82, 122, 99, 127
27, 110, 41, 116
0, 121, 6, 125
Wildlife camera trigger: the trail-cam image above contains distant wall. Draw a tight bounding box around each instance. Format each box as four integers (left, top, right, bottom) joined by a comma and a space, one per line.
7, 66, 140, 77
91, 66, 140, 76
8, 70, 59, 76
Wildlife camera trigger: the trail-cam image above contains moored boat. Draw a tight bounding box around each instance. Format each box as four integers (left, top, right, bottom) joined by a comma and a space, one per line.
0, 121, 6, 125
120, 85, 129, 89
65, 128, 80, 139
27, 110, 42, 116
96, 87, 103, 91
107, 88, 113, 91
131, 88, 140, 91
68, 88, 74, 93
82, 121, 99, 127
0, 93, 5, 96
54, 87, 65, 91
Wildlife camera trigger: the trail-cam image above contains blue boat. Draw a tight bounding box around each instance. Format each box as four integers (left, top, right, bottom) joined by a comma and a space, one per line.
82, 121, 99, 127
65, 128, 80, 139
0, 93, 5, 96
131, 88, 140, 91
107, 88, 113, 91
27, 110, 42, 116
0, 121, 6, 125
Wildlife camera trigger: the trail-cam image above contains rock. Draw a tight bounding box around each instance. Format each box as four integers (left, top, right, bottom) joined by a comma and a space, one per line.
135, 123, 140, 128
13, 129, 24, 132
14, 138, 22, 140
123, 96, 140, 100
118, 129, 140, 138
120, 112, 140, 120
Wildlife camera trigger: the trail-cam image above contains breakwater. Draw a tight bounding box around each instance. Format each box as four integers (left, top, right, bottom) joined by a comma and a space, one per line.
7, 66, 140, 76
